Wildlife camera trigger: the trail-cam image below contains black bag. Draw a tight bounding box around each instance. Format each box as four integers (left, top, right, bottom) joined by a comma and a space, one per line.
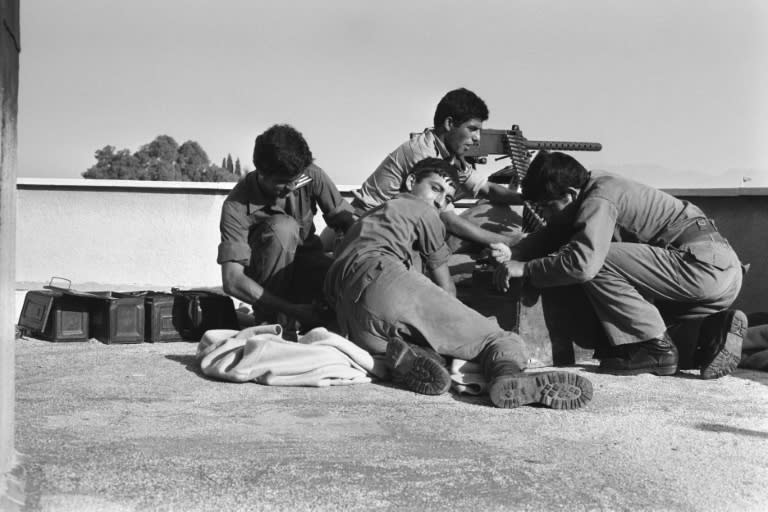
170, 288, 239, 341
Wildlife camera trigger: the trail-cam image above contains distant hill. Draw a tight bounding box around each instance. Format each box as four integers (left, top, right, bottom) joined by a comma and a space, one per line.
592, 164, 768, 189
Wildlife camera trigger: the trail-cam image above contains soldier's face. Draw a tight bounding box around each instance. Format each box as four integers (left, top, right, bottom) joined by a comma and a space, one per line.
535, 191, 578, 225
408, 172, 456, 211
444, 118, 483, 157
257, 171, 301, 199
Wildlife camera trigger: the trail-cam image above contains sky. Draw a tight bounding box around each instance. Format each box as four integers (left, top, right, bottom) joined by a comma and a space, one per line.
18, 0, 768, 188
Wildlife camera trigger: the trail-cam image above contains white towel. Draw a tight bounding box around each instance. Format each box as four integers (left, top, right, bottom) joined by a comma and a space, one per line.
450, 358, 487, 395
197, 325, 387, 387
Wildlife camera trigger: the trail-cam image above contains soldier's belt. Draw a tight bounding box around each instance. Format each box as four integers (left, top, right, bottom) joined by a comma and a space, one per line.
668, 218, 726, 248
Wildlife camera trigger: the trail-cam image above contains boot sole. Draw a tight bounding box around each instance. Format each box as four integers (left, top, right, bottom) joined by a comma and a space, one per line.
701, 310, 746, 380
488, 372, 593, 409
599, 364, 678, 377
385, 338, 451, 396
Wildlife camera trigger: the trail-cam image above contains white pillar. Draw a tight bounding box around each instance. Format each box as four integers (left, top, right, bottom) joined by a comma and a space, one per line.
0, 0, 20, 506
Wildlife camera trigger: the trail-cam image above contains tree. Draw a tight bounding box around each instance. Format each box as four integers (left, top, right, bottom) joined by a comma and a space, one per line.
82, 146, 142, 179
206, 164, 239, 182
139, 135, 179, 162
177, 140, 210, 181
234, 158, 241, 176
82, 145, 117, 179
83, 135, 238, 182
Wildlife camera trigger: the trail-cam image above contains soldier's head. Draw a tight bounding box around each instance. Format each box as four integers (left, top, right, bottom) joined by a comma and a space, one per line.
252, 124, 313, 198
433, 88, 489, 158
405, 157, 459, 212
522, 151, 590, 225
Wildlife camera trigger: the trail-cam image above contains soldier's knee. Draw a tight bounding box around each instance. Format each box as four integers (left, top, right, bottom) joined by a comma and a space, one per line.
260, 214, 301, 248
267, 214, 300, 236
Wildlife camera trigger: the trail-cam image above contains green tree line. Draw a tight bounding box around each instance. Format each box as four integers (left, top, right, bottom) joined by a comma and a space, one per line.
82, 135, 247, 182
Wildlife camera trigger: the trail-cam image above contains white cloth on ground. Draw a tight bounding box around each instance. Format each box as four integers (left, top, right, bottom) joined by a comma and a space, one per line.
450, 358, 487, 395
197, 324, 387, 387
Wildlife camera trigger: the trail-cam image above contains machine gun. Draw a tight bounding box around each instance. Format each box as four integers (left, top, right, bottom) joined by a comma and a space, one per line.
465, 125, 602, 231
466, 124, 602, 187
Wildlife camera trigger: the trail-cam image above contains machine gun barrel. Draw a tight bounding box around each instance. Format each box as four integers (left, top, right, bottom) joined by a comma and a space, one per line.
465, 126, 602, 162
524, 140, 602, 152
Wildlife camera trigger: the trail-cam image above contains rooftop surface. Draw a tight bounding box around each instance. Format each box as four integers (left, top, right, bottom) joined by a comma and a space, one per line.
14, 333, 768, 512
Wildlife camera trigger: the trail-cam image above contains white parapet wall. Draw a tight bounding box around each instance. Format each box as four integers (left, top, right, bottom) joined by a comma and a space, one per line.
16, 178, 355, 292
17, 178, 233, 290
15, 178, 768, 315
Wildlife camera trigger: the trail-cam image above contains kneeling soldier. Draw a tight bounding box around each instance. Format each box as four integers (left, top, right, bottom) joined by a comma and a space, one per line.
494, 151, 746, 379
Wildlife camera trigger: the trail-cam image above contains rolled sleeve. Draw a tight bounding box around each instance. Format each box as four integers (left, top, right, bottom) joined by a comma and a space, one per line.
353, 130, 439, 211
308, 165, 355, 227
217, 200, 252, 265
416, 210, 451, 271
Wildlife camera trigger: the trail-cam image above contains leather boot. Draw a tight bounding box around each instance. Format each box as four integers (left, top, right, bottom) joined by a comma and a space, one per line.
484, 358, 593, 410
696, 309, 746, 380
599, 332, 678, 376
384, 337, 451, 395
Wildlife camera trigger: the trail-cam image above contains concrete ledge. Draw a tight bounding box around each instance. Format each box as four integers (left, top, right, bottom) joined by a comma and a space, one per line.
663, 186, 768, 197
16, 177, 359, 193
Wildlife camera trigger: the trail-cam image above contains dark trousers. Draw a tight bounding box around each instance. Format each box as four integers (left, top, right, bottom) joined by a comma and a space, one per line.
246, 214, 332, 319
332, 258, 527, 368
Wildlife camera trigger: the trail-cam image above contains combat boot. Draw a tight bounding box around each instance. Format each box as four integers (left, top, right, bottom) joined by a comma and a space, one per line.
485, 359, 593, 410
384, 337, 451, 395
696, 309, 746, 380
599, 332, 678, 376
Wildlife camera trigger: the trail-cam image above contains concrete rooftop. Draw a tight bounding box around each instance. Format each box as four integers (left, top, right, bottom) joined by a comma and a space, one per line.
13, 334, 768, 512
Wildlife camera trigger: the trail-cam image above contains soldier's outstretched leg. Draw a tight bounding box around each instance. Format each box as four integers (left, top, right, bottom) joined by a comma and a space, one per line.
480, 334, 593, 410
384, 337, 451, 396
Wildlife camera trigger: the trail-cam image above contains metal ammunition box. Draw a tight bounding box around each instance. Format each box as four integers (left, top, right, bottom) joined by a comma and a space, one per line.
170, 289, 239, 341
87, 292, 145, 344
457, 264, 599, 367
17, 290, 90, 342
144, 292, 184, 342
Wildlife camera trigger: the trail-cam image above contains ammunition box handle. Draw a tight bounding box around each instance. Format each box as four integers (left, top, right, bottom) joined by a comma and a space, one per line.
46, 276, 72, 290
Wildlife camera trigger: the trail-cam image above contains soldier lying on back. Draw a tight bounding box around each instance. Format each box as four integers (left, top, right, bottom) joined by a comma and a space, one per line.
326, 157, 593, 409
493, 151, 746, 379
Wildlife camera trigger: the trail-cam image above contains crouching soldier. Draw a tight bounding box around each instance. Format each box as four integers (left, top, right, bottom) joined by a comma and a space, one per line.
218, 124, 356, 329
324, 157, 593, 409
493, 151, 746, 379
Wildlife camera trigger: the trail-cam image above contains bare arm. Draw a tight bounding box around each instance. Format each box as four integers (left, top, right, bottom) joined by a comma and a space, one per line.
440, 209, 517, 247
220, 262, 321, 325
477, 181, 523, 206
429, 262, 456, 297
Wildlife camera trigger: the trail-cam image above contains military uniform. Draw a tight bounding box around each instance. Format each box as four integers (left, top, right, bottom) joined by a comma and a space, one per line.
218, 165, 354, 314
351, 128, 491, 213
515, 172, 743, 353
324, 192, 526, 364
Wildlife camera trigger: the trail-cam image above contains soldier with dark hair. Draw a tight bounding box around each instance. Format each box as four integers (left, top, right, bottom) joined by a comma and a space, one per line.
350, 88, 523, 249
218, 124, 356, 328
326, 157, 593, 409
493, 151, 747, 379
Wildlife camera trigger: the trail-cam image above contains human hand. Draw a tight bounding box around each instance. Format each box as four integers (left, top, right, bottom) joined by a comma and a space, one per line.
489, 242, 511, 263
493, 260, 525, 293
